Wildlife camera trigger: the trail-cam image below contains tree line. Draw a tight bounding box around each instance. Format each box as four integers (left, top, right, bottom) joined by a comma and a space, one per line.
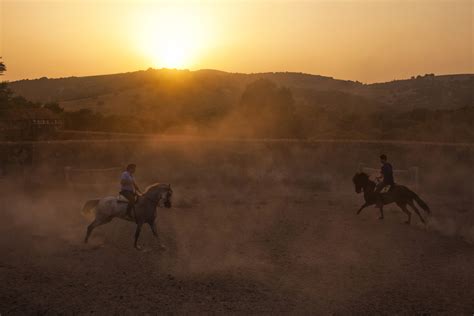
1, 59, 472, 142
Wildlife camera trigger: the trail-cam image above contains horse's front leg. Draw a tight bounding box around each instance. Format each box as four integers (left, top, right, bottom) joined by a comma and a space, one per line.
149, 222, 166, 251
379, 206, 384, 220
134, 223, 143, 250
357, 202, 370, 215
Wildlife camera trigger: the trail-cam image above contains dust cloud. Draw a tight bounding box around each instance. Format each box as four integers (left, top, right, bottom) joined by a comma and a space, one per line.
0, 139, 473, 313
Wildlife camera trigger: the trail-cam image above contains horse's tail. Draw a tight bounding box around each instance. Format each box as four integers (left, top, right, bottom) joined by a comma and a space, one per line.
412, 192, 431, 214
82, 199, 100, 216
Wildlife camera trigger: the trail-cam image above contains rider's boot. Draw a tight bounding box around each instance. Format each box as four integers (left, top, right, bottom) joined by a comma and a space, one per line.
126, 204, 133, 219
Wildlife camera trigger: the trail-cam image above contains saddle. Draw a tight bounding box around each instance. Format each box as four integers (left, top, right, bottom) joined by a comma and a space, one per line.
117, 195, 129, 203
117, 193, 137, 220
380, 185, 392, 194
117, 193, 139, 203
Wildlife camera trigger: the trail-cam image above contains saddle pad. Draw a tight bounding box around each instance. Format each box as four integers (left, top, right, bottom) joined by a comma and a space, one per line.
117, 195, 129, 203
381, 185, 391, 193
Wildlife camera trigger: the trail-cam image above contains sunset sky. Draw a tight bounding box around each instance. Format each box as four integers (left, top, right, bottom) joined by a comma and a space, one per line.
1, 0, 472, 83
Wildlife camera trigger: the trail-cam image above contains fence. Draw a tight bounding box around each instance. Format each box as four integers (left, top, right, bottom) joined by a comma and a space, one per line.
64, 166, 122, 189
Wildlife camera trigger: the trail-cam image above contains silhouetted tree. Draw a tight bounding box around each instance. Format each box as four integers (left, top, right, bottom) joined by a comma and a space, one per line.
239, 79, 300, 137
44, 102, 64, 114
240, 79, 295, 115
0, 59, 5, 74
0, 59, 10, 110
0, 59, 47, 113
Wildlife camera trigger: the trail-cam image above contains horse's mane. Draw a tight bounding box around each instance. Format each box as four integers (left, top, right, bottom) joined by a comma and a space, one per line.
144, 183, 170, 193
353, 172, 369, 183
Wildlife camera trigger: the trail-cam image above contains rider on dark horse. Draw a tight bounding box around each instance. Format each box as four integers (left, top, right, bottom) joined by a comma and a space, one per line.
375, 154, 394, 206
120, 163, 143, 219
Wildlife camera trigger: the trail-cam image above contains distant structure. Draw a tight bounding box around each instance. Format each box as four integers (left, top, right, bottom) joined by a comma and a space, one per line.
0, 107, 64, 141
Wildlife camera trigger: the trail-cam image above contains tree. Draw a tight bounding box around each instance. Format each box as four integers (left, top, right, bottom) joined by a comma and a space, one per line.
238, 79, 299, 137
240, 79, 295, 116
44, 102, 64, 114
0, 59, 43, 111
0, 58, 5, 75
0, 59, 10, 110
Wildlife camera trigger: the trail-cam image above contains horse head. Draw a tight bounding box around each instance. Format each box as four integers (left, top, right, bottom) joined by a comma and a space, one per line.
145, 183, 173, 208
352, 172, 369, 194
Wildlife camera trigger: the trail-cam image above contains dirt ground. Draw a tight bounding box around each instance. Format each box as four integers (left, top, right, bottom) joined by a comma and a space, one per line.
1, 180, 473, 315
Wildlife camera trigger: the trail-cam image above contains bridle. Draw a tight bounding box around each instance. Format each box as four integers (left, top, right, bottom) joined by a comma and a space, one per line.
142, 189, 171, 206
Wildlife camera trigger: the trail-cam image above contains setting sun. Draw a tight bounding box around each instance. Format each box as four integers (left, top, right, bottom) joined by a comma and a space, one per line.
134, 6, 210, 69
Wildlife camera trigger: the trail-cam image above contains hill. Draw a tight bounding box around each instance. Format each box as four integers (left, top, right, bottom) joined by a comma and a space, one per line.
5, 69, 474, 142
8, 69, 473, 114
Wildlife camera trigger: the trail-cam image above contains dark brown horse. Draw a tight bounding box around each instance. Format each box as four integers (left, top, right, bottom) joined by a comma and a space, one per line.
352, 172, 430, 224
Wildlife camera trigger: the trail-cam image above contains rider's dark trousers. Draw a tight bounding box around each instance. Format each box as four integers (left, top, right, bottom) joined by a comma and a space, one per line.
120, 190, 136, 216
374, 182, 393, 206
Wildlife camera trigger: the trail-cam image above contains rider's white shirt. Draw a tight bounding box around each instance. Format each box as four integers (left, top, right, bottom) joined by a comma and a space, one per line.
120, 171, 134, 192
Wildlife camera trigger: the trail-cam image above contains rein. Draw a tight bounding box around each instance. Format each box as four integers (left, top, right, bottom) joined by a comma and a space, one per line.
142, 194, 160, 205
137, 185, 171, 207
365, 181, 375, 192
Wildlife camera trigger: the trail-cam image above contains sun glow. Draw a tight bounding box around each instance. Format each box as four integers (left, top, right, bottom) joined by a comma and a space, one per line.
134, 7, 210, 69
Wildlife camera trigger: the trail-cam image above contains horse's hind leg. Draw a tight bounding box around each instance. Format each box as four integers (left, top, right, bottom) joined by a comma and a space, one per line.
84, 217, 111, 243
357, 202, 369, 215
396, 202, 411, 224
408, 201, 425, 224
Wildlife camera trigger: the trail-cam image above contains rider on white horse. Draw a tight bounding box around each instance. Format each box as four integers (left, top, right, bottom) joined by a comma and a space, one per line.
120, 163, 143, 219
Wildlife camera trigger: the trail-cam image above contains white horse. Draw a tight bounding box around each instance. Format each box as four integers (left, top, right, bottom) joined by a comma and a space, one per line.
82, 183, 173, 249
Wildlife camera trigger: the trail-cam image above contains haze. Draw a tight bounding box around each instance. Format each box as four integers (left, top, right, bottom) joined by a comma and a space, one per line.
1, 0, 472, 83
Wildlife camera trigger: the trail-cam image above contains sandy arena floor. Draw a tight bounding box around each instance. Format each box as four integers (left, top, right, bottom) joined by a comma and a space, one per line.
1, 184, 473, 314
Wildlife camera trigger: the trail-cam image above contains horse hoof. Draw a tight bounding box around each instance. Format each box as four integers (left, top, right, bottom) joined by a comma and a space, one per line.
135, 245, 142, 251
